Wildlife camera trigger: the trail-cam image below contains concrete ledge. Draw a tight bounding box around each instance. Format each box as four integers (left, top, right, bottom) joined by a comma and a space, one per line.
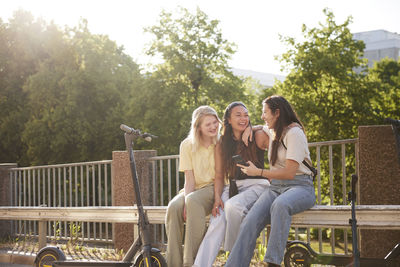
1, 205, 400, 228
0, 251, 35, 265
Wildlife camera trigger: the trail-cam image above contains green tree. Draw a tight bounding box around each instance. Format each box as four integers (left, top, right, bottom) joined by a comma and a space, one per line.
145, 7, 237, 106
129, 7, 254, 155
275, 8, 371, 142
367, 58, 400, 121
21, 19, 142, 165
0, 10, 49, 164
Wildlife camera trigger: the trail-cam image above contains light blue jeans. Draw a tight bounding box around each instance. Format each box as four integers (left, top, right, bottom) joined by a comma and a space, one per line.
225, 174, 316, 266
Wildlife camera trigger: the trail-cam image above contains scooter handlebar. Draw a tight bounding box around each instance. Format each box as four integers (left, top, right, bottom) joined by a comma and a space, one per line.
120, 124, 140, 134
120, 124, 158, 142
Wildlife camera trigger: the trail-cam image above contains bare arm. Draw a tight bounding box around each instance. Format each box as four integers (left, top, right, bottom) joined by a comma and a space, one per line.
242, 124, 264, 146
182, 170, 196, 220
212, 143, 225, 216
254, 128, 269, 150
183, 170, 196, 195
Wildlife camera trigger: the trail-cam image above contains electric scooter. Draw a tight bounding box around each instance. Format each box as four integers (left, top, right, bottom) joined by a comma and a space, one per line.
35, 124, 167, 267
283, 174, 400, 267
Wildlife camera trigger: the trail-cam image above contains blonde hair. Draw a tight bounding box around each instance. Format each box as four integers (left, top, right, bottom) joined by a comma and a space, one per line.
188, 105, 221, 151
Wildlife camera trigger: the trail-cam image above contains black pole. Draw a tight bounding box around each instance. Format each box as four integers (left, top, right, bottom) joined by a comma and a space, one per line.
350, 174, 360, 267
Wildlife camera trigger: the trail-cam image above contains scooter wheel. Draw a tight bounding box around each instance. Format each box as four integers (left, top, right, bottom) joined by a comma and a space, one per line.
36, 249, 64, 267
284, 246, 311, 267
134, 251, 167, 267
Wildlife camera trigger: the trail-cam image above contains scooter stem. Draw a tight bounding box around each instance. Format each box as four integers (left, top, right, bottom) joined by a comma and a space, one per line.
124, 133, 153, 263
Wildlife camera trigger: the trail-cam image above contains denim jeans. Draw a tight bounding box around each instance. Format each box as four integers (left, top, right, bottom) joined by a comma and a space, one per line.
194, 179, 269, 267
225, 174, 316, 266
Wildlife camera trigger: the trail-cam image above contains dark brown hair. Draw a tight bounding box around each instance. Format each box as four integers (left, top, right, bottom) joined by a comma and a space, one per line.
220, 102, 259, 179
264, 95, 304, 166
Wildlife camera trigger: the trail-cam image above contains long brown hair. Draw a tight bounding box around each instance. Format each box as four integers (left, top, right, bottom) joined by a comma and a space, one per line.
220, 102, 259, 179
264, 95, 304, 166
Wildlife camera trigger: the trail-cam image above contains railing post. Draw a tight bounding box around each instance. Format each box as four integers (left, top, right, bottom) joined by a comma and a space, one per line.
38, 220, 47, 249
358, 125, 400, 258
112, 150, 157, 252
0, 163, 17, 239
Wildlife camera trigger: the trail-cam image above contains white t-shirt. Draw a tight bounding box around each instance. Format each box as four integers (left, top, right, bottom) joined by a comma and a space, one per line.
263, 125, 312, 176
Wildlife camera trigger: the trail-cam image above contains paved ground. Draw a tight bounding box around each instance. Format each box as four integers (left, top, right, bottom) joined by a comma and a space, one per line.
0, 249, 35, 267
0, 264, 32, 267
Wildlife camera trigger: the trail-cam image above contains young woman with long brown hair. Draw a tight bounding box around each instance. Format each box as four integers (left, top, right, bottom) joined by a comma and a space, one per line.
194, 101, 270, 267
225, 95, 316, 267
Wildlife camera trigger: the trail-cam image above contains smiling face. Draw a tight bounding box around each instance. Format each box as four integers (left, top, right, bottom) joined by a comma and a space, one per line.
198, 115, 219, 139
228, 105, 249, 133
261, 103, 279, 129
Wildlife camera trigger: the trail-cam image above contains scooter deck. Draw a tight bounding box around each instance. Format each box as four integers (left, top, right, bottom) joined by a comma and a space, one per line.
53, 261, 132, 267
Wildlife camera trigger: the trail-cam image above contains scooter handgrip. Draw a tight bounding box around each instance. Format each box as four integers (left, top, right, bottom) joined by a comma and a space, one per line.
120, 124, 136, 134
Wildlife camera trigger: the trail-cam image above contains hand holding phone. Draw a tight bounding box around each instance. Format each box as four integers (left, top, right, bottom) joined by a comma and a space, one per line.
232, 155, 249, 166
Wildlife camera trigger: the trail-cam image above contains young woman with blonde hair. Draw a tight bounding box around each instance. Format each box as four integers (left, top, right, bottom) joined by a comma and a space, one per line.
165, 105, 221, 267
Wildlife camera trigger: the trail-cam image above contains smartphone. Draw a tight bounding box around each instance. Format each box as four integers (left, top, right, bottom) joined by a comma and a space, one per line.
232, 155, 249, 166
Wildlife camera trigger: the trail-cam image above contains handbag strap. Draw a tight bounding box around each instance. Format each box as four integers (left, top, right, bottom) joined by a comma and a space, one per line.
280, 140, 317, 179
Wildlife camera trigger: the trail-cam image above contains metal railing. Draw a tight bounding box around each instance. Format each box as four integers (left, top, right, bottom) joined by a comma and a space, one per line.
308, 138, 359, 254
9, 160, 113, 243
148, 138, 359, 254
148, 155, 181, 245
8, 138, 359, 254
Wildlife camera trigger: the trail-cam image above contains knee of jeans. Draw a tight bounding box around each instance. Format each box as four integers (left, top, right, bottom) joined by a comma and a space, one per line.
225, 199, 244, 217
270, 198, 291, 214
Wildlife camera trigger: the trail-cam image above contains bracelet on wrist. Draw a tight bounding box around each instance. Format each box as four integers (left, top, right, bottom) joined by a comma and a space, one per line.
260, 169, 264, 177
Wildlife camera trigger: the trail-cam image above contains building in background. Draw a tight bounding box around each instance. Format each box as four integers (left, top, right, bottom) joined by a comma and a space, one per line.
353, 30, 400, 68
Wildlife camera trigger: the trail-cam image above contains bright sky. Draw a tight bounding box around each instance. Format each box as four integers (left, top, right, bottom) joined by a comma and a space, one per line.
1, 0, 399, 75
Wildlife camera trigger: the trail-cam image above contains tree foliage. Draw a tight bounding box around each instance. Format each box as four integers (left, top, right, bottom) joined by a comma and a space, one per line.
274, 8, 371, 142
128, 7, 255, 155
0, 11, 142, 165
145, 7, 237, 106
367, 58, 400, 121
0, 10, 48, 164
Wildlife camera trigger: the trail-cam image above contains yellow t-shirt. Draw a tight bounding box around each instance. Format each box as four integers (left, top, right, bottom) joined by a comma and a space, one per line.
179, 138, 215, 189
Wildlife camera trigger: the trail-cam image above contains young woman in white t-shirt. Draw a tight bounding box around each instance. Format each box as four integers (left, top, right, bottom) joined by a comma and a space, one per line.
225, 95, 316, 267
